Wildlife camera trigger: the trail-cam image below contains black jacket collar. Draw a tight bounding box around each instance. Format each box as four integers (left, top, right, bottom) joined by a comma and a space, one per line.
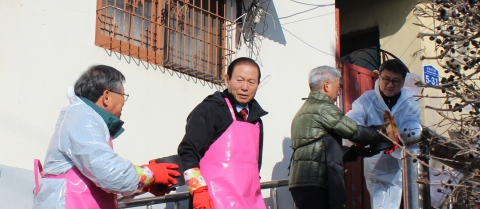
203, 90, 268, 122
380, 91, 401, 110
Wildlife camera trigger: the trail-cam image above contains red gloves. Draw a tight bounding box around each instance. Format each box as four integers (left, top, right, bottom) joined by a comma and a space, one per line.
193, 186, 215, 209
145, 160, 181, 187
384, 137, 401, 154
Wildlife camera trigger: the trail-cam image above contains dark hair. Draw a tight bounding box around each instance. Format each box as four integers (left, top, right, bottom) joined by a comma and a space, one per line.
226, 57, 261, 81
378, 59, 409, 80
74, 65, 126, 102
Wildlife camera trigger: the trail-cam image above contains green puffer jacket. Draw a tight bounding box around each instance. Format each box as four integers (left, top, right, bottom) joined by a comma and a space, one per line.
289, 90, 358, 189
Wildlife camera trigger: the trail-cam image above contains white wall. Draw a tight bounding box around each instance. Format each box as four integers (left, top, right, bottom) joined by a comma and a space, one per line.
0, 0, 336, 208
0, 0, 218, 172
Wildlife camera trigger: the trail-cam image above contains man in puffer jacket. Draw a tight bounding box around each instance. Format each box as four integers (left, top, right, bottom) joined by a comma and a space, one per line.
289, 66, 390, 209
346, 59, 421, 209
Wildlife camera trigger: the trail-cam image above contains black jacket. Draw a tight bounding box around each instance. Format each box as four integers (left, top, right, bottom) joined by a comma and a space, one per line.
177, 90, 268, 171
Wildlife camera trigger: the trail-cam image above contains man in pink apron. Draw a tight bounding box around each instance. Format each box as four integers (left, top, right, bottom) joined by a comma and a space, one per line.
33, 65, 181, 209
178, 57, 268, 209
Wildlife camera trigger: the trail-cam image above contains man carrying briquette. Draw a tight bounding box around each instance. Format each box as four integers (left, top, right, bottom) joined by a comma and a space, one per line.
289, 66, 389, 208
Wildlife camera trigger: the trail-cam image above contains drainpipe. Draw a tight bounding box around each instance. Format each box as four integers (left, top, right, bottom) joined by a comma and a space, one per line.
400, 121, 429, 209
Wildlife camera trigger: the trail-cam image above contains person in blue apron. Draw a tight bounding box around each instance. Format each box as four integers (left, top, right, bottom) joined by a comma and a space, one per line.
33, 65, 181, 209
177, 57, 268, 209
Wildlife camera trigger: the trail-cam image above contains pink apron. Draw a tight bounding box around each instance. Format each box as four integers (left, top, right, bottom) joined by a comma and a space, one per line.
34, 138, 117, 209
199, 98, 266, 209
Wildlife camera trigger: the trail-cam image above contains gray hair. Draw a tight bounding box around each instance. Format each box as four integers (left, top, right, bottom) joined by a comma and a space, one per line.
74, 65, 125, 102
309, 66, 341, 90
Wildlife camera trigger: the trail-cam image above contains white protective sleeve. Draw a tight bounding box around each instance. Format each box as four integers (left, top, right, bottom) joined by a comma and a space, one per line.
33, 87, 138, 208
345, 73, 422, 209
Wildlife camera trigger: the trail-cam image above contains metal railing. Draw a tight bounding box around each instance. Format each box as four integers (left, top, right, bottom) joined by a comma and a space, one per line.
118, 179, 289, 209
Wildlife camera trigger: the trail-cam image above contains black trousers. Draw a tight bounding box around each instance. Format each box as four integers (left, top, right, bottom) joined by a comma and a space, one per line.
290, 186, 328, 209
290, 134, 347, 209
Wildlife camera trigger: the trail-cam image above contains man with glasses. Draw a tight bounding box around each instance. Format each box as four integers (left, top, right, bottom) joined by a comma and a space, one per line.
33, 65, 180, 209
110, 89, 129, 101
345, 59, 421, 209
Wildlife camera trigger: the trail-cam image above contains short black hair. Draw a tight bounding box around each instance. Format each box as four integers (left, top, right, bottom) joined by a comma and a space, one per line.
74, 65, 126, 102
226, 57, 261, 81
378, 59, 409, 80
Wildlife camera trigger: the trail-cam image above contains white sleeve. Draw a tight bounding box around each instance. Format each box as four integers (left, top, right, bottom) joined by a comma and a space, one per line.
401, 97, 422, 126
345, 94, 368, 126
343, 94, 369, 146
60, 110, 138, 196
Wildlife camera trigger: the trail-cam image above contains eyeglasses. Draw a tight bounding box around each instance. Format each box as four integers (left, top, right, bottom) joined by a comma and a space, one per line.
380, 76, 403, 86
108, 90, 129, 102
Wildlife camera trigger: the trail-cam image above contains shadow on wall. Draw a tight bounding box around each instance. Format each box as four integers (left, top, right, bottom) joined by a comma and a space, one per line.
240, 0, 286, 45
265, 137, 294, 209
102, 49, 224, 91
336, 0, 417, 38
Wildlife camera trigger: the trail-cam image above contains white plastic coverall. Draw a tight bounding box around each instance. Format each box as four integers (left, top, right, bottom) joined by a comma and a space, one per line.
345, 74, 421, 209
33, 87, 138, 208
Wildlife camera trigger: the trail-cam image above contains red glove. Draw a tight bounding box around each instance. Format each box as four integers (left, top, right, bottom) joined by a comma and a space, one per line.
145, 160, 181, 187
193, 186, 215, 209
384, 137, 401, 154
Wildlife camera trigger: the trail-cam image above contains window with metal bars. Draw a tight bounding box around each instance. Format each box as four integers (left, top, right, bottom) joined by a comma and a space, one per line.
95, 0, 235, 84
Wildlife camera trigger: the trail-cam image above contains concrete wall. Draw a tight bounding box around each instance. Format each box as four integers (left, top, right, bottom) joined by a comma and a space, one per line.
0, 0, 336, 208
0, 165, 35, 209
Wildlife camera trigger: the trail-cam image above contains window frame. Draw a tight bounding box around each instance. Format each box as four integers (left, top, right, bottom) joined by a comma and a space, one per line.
95, 0, 234, 84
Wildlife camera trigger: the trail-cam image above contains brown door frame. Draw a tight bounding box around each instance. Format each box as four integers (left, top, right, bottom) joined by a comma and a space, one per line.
342, 62, 378, 209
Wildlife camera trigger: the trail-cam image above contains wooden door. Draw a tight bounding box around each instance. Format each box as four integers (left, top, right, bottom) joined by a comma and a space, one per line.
342, 62, 378, 209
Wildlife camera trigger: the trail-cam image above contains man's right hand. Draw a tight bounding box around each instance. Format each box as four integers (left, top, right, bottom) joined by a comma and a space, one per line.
193, 186, 215, 209
369, 125, 386, 134
351, 125, 390, 144
145, 160, 181, 187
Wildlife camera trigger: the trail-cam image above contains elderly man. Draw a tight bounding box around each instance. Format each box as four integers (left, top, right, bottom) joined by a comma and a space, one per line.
346, 59, 421, 209
289, 66, 389, 209
33, 65, 180, 209
178, 57, 267, 209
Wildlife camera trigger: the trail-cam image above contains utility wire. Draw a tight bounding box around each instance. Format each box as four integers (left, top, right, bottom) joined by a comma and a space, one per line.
260, 0, 272, 34
282, 12, 334, 25
279, 1, 334, 19
290, 1, 334, 7
279, 5, 322, 19
282, 27, 335, 56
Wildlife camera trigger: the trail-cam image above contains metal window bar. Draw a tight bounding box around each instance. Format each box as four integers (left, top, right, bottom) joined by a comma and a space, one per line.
118, 179, 289, 209
96, 0, 235, 84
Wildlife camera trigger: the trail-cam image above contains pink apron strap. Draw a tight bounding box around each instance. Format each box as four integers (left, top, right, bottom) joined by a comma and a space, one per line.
108, 137, 114, 149
34, 159, 43, 194
224, 98, 237, 121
